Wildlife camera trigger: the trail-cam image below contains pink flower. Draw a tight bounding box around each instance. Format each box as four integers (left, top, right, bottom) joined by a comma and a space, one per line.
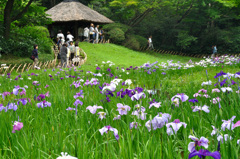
12, 121, 23, 133
198, 89, 207, 93
233, 121, 240, 129
212, 88, 220, 93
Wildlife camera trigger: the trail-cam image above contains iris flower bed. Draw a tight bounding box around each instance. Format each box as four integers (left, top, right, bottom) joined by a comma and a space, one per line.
0, 55, 240, 159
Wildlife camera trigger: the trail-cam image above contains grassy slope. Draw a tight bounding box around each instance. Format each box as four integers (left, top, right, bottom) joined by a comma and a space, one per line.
80, 43, 200, 70
0, 43, 199, 69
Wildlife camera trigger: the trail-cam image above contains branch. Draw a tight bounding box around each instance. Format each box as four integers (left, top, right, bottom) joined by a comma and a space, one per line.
12, 0, 34, 21
176, 2, 193, 24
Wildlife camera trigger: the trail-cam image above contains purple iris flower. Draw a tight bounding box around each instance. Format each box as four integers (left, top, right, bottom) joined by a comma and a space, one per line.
130, 122, 141, 129
97, 112, 106, 120
74, 99, 83, 106
96, 67, 101, 70
171, 93, 189, 106
188, 149, 221, 159
146, 113, 171, 131
166, 119, 187, 135
99, 125, 119, 140
13, 86, 26, 96
37, 100, 51, 108
86, 105, 103, 114
0, 105, 8, 112
161, 72, 166, 75
45, 85, 49, 88
116, 103, 131, 115
231, 80, 236, 85
12, 121, 23, 133
107, 68, 111, 72
220, 79, 227, 86
188, 135, 209, 152
192, 105, 210, 113
221, 116, 236, 131
17, 98, 28, 105
74, 90, 84, 99
37, 94, 46, 101
60, 77, 64, 80
214, 71, 226, 78
7, 103, 18, 111
149, 102, 161, 109
113, 115, 121, 120
189, 98, 198, 103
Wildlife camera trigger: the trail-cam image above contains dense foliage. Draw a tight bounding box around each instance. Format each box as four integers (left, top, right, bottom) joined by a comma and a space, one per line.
0, 1, 53, 57
83, 0, 240, 54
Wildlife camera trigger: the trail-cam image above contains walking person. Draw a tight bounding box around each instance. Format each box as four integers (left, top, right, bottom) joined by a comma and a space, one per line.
57, 30, 65, 42
67, 31, 74, 42
148, 36, 154, 50
84, 26, 89, 41
94, 25, 100, 44
211, 45, 217, 58
60, 43, 68, 68
99, 28, 104, 43
69, 41, 76, 62
32, 44, 39, 69
89, 23, 95, 43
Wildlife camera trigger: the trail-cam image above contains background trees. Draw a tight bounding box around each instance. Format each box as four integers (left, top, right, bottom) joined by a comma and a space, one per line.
1, 0, 240, 57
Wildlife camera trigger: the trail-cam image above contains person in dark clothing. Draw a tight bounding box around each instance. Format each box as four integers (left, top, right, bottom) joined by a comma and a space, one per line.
32, 44, 39, 68
60, 43, 68, 68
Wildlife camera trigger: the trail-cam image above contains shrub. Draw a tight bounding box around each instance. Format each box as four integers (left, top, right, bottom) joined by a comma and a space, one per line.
123, 35, 147, 50
123, 36, 140, 50
108, 28, 125, 44
0, 26, 53, 57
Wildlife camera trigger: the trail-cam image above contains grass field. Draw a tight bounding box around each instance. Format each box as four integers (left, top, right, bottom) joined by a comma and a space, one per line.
0, 44, 239, 159
80, 43, 200, 70
0, 43, 200, 71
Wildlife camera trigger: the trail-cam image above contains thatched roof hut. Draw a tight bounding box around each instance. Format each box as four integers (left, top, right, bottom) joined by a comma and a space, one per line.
46, 0, 113, 40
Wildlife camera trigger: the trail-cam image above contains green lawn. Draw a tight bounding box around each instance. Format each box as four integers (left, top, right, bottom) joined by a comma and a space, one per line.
80, 43, 200, 70
0, 43, 200, 71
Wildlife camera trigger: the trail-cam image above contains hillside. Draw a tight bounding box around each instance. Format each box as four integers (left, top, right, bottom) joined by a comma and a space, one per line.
80, 43, 200, 70
0, 43, 200, 71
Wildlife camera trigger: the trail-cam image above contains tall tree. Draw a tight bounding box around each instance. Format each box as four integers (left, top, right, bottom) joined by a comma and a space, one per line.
3, 0, 34, 40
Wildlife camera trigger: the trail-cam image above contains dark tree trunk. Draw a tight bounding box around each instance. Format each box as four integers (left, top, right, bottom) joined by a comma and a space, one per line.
3, 0, 34, 40
3, 0, 14, 40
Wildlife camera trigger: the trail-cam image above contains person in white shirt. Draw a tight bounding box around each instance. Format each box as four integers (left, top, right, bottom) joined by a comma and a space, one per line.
57, 30, 65, 42
67, 31, 74, 42
84, 27, 89, 41
89, 23, 95, 43
94, 25, 100, 44
148, 35, 154, 50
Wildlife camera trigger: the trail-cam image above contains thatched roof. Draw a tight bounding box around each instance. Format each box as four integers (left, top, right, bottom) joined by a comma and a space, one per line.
46, 0, 113, 24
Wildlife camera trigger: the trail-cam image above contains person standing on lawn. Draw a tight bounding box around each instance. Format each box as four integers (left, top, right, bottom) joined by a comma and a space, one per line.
148, 35, 154, 50
212, 45, 217, 58
32, 44, 39, 69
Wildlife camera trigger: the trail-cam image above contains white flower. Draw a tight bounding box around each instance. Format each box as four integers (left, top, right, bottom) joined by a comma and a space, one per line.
56, 152, 77, 159
28, 77, 31, 80
125, 79, 132, 85
201, 80, 212, 86
221, 87, 233, 93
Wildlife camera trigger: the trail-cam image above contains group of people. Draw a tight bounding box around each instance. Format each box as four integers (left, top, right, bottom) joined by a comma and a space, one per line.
82, 23, 105, 43
56, 30, 82, 67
